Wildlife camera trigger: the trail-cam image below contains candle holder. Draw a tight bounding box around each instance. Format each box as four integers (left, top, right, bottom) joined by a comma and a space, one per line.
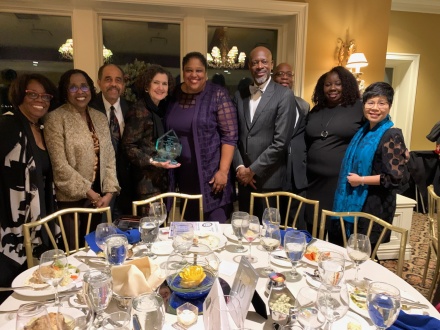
176, 302, 198, 328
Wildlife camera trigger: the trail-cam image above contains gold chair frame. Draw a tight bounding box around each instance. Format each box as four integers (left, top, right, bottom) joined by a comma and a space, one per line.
249, 191, 319, 237
132, 192, 204, 225
23, 207, 112, 267
422, 185, 440, 302
319, 209, 408, 277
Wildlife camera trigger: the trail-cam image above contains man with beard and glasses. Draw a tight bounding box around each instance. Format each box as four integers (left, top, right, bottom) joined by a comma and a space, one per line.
233, 47, 297, 220
90, 63, 133, 218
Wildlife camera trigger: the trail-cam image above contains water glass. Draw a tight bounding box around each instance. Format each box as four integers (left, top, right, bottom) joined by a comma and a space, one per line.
316, 284, 349, 330
261, 224, 281, 274
317, 251, 345, 287
132, 292, 165, 330
211, 295, 244, 329
231, 211, 249, 252
139, 216, 159, 259
106, 234, 129, 265
346, 233, 371, 287
367, 282, 401, 330
16, 303, 50, 330
172, 225, 194, 255
296, 286, 325, 330
84, 269, 113, 327
148, 202, 167, 227
39, 249, 68, 306
262, 207, 281, 227
241, 215, 260, 263
95, 223, 118, 251
284, 230, 306, 280
103, 311, 131, 329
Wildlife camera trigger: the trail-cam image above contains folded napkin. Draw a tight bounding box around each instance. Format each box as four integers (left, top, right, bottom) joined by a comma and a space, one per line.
111, 257, 165, 297
85, 228, 141, 253
280, 228, 313, 245
389, 310, 440, 330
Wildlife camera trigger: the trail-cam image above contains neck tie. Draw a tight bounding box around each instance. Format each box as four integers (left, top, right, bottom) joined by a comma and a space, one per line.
109, 105, 120, 151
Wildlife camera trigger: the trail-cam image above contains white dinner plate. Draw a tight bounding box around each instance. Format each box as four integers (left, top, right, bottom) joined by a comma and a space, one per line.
305, 273, 321, 288
194, 231, 227, 250
0, 306, 85, 329
332, 311, 370, 329
151, 240, 174, 255
11, 259, 87, 297
270, 250, 291, 268
301, 241, 349, 267
223, 225, 260, 243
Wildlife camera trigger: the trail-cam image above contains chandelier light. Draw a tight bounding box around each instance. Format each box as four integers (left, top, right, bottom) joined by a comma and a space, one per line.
207, 27, 246, 69
58, 38, 113, 62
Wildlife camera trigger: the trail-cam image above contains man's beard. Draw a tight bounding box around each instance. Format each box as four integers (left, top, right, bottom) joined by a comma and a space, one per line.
254, 74, 269, 85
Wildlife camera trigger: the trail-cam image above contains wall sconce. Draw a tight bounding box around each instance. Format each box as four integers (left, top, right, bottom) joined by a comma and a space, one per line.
346, 52, 368, 93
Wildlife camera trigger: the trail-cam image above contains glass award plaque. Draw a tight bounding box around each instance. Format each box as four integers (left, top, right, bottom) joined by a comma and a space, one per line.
154, 129, 182, 165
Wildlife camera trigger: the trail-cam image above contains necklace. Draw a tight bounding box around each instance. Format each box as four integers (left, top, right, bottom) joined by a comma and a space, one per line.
320, 108, 337, 139
28, 120, 44, 130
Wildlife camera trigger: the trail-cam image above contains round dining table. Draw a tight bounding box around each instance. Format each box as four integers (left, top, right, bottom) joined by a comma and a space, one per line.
0, 223, 438, 329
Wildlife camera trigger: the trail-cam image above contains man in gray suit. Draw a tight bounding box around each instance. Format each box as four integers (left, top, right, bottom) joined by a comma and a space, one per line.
233, 47, 297, 219
90, 63, 133, 217
274, 63, 310, 229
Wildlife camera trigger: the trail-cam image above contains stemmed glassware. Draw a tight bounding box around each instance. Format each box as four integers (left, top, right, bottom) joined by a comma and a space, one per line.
84, 269, 113, 328
346, 233, 371, 288
284, 230, 306, 280
296, 286, 325, 330
211, 295, 244, 329
16, 303, 50, 329
39, 249, 68, 306
132, 292, 165, 330
367, 282, 401, 330
260, 224, 281, 274
317, 251, 346, 287
96, 223, 118, 265
139, 216, 160, 259
105, 234, 129, 266
316, 284, 349, 330
262, 207, 281, 227
149, 202, 167, 227
172, 225, 194, 255
241, 215, 260, 263
231, 211, 249, 253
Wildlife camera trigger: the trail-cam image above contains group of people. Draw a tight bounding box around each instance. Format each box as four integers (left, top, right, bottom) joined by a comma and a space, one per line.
0, 45, 408, 299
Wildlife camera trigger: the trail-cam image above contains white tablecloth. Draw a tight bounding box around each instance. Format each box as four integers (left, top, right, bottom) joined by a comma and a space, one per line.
1, 224, 439, 329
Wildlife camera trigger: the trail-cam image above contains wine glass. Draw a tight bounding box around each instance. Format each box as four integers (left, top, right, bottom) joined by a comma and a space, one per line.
367, 282, 401, 330
102, 311, 131, 329
316, 284, 349, 330
16, 303, 50, 329
172, 225, 194, 255
284, 230, 306, 280
317, 251, 345, 287
132, 293, 165, 330
84, 269, 113, 328
139, 216, 160, 259
261, 223, 281, 274
231, 211, 249, 252
346, 233, 371, 288
39, 249, 68, 306
149, 202, 167, 227
295, 286, 325, 330
105, 234, 129, 266
95, 223, 118, 251
241, 215, 260, 263
211, 295, 244, 329
262, 207, 281, 227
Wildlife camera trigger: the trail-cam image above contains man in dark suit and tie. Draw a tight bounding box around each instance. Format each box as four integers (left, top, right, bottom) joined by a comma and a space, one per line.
90, 63, 133, 218
233, 47, 297, 220
274, 63, 310, 229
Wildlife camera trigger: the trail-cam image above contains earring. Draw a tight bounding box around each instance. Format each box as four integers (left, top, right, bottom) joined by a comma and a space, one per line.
145, 89, 148, 93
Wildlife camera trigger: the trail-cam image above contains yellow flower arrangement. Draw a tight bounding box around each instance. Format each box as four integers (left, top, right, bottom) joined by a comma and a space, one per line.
179, 265, 206, 289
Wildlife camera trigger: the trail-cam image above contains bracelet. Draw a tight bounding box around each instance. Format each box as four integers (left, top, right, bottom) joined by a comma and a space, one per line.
361, 177, 365, 186
91, 195, 101, 205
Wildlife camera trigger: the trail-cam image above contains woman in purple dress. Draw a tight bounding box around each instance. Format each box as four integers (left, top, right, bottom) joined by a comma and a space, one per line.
165, 52, 238, 222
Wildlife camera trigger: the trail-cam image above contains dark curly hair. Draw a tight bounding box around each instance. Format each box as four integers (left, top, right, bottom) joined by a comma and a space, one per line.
312, 66, 360, 110
182, 52, 208, 70
362, 82, 394, 106
58, 69, 96, 105
134, 64, 175, 99
8, 73, 58, 111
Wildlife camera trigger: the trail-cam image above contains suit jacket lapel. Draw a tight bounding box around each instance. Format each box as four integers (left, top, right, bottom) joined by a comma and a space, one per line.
243, 96, 252, 130
250, 80, 274, 129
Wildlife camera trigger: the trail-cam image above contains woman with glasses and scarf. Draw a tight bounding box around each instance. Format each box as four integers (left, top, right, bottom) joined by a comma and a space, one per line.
0, 73, 58, 302
44, 69, 120, 244
332, 82, 407, 246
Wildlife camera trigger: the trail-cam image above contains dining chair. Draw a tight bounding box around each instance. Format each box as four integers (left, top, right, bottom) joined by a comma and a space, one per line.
132, 192, 204, 225
249, 191, 319, 237
422, 185, 440, 302
23, 207, 112, 267
319, 209, 408, 277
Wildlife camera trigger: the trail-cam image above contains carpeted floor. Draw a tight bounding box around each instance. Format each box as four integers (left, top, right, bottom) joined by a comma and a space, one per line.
379, 211, 437, 302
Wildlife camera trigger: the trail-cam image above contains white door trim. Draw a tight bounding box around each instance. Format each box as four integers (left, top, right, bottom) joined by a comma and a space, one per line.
385, 52, 420, 149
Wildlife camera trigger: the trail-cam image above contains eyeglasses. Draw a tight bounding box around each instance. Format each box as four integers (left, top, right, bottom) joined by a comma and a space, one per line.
365, 100, 389, 110
25, 90, 53, 102
68, 84, 90, 93
274, 71, 293, 78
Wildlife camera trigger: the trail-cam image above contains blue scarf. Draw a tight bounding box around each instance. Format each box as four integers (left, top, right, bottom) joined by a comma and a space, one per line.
332, 115, 394, 223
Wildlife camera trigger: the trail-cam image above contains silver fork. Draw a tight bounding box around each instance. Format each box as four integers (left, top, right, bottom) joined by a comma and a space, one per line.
0, 284, 50, 292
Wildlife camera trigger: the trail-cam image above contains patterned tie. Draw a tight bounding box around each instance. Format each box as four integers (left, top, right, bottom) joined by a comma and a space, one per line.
109, 105, 120, 151
249, 85, 264, 95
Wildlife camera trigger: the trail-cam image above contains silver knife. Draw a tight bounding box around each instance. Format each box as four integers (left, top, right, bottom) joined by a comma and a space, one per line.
306, 238, 317, 247
133, 314, 142, 330
273, 255, 290, 261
